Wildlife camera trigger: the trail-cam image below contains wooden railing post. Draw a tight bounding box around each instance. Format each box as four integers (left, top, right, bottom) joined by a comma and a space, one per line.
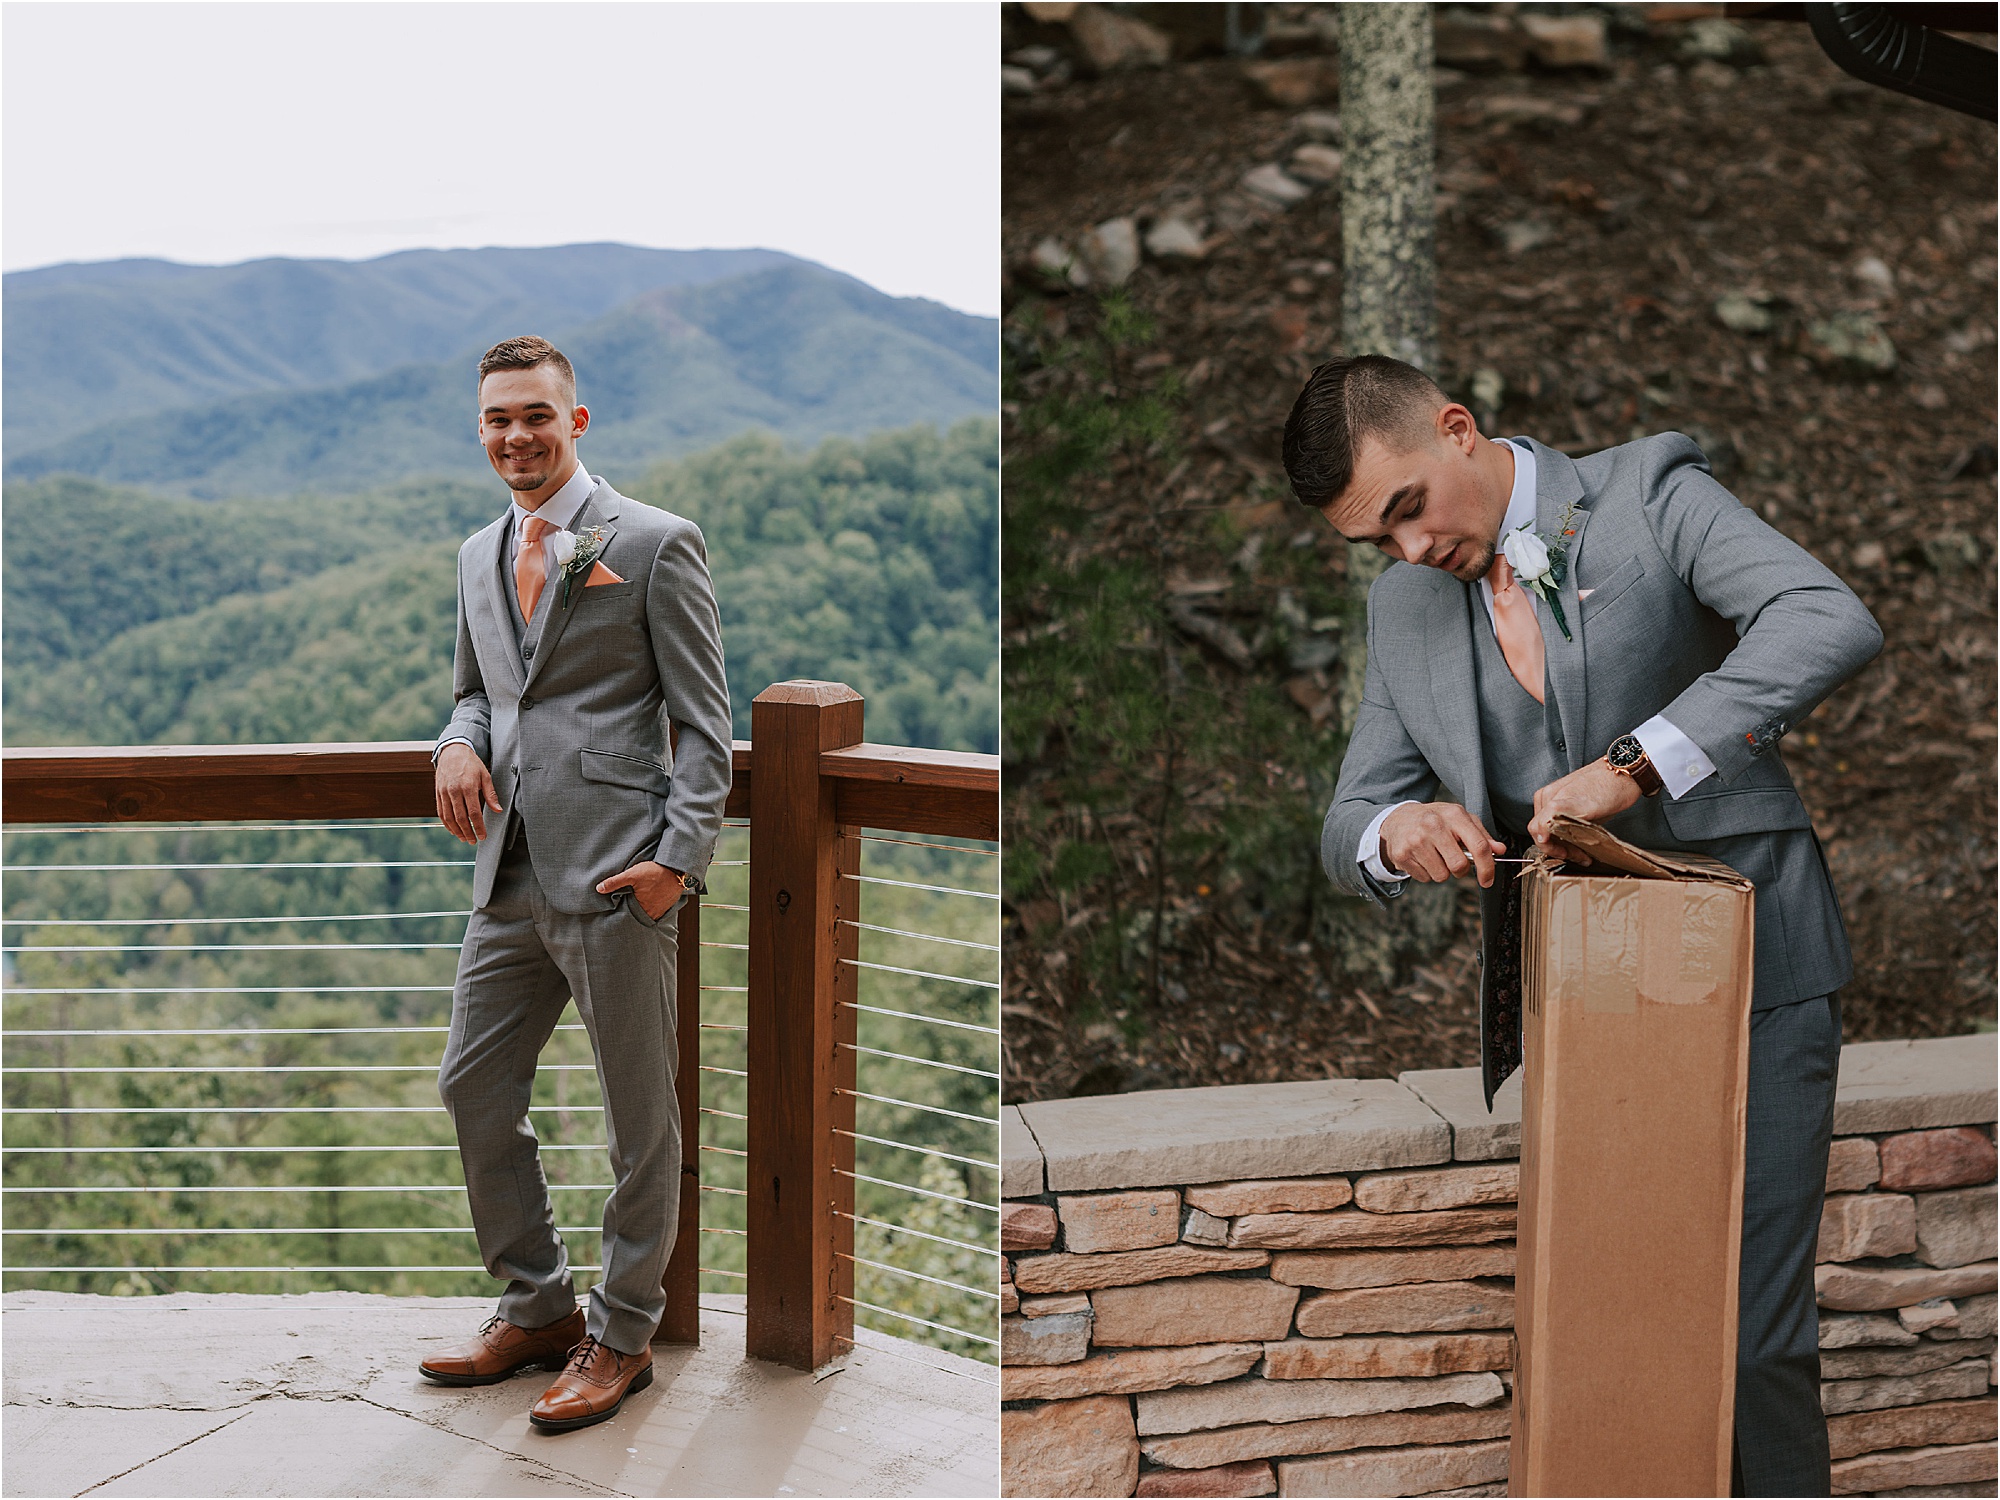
746, 681, 862, 1369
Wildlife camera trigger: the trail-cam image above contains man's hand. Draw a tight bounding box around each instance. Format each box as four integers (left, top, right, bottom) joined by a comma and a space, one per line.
1379, 803, 1508, 888
1527, 759, 1638, 861
597, 861, 685, 920
436, 743, 502, 844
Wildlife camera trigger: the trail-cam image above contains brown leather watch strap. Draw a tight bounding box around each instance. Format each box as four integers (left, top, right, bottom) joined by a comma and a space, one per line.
1611, 749, 1665, 798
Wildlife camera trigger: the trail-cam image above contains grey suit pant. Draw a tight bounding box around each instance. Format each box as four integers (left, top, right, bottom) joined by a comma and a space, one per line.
439, 833, 684, 1355
1733, 991, 1842, 1497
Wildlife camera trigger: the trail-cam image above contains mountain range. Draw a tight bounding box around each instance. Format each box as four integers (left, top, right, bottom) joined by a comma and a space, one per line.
4, 244, 996, 498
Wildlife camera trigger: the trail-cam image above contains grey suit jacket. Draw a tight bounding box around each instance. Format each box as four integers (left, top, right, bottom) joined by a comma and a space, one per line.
1323, 432, 1882, 1015
438, 476, 733, 913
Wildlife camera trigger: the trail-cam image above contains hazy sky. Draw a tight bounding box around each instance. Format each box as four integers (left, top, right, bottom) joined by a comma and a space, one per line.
1, 1, 998, 316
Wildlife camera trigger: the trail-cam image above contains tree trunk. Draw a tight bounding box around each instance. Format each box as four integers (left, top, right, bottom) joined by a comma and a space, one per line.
1337, 3, 1438, 734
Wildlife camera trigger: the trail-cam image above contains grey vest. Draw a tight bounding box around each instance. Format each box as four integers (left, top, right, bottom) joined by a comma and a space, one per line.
1470, 595, 1567, 841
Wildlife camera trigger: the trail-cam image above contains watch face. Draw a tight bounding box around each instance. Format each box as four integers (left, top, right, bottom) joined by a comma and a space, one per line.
1607, 735, 1643, 769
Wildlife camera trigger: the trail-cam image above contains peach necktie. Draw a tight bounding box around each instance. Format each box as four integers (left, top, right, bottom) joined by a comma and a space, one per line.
514, 515, 557, 620
1488, 554, 1547, 704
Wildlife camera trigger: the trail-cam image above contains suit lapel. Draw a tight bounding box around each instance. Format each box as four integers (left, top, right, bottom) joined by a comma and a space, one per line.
471, 512, 525, 696
1526, 438, 1590, 772
1424, 574, 1492, 831
521, 479, 622, 695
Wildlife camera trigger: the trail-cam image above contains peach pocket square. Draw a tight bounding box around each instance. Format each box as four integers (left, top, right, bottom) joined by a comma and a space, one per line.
1578, 587, 1596, 599
585, 561, 625, 585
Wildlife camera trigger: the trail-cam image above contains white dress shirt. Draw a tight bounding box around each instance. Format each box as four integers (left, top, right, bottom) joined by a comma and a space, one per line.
1358, 438, 1716, 885
434, 461, 595, 763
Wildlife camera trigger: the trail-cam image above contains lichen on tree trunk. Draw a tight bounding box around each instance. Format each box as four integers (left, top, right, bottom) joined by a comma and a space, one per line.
1336, 3, 1438, 735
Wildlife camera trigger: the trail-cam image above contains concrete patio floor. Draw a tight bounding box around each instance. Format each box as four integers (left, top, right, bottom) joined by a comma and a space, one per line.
1, 1292, 998, 1498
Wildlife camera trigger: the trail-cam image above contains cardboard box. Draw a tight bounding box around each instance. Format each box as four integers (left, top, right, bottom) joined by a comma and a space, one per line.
1508, 816, 1753, 1498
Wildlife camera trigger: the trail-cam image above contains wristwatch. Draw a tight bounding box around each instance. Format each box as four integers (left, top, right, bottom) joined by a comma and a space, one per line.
1606, 733, 1664, 797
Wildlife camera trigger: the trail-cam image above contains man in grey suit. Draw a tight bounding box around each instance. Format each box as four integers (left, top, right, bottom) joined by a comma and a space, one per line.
1282, 355, 1881, 1496
419, 336, 733, 1433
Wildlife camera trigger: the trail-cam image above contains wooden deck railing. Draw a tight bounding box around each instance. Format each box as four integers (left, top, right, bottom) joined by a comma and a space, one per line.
0, 679, 999, 1372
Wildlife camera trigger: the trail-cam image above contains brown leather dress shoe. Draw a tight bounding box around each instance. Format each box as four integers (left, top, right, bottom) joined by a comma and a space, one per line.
528, 1334, 655, 1432
419, 1309, 586, 1386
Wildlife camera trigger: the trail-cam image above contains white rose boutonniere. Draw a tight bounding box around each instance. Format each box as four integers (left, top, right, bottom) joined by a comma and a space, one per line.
1501, 513, 1573, 642
558, 525, 607, 607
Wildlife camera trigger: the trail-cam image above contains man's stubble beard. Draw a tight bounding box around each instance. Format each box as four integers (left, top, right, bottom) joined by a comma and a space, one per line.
1454, 538, 1498, 583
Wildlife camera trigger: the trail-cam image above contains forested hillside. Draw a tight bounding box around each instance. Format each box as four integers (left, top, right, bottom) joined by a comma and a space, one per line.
3, 420, 998, 753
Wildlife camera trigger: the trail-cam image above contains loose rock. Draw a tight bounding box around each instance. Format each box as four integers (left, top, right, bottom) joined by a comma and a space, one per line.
1715, 291, 1779, 335
1810, 313, 1898, 374
1031, 237, 1088, 289
1144, 217, 1208, 262
1079, 218, 1141, 290
1242, 58, 1338, 110
1518, 13, 1609, 71
1241, 164, 1313, 209
1068, 4, 1171, 74
1023, 1292, 1092, 1319
1292, 110, 1341, 144
1287, 144, 1343, 186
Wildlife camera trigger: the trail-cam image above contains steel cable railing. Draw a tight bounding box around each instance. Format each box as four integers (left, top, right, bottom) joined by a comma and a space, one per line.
825, 829, 1000, 1367
4, 724, 1001, 1372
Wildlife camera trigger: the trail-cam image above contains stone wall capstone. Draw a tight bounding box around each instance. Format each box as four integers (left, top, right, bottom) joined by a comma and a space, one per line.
1000, 1034, 1997, 1500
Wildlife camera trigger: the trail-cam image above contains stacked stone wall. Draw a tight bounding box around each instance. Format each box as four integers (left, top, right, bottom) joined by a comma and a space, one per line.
999, 1035, 1996, 1499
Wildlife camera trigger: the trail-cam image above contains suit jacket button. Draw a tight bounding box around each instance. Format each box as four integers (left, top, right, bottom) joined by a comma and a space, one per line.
521, 695, 536, 711
1556, 739, 1565, 753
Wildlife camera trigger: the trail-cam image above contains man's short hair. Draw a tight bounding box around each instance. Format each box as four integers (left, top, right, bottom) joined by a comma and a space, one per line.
478, 336, 577, 406
1281, 355, 1448, 509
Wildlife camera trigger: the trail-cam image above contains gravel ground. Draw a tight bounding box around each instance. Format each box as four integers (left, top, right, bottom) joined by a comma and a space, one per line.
1001, 9, 1997, 1103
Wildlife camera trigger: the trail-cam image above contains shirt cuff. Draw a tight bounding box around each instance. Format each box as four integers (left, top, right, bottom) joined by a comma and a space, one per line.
433, 736, 474, 764
1359, 801, 1421, 885
1632, 715, 1716, 800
